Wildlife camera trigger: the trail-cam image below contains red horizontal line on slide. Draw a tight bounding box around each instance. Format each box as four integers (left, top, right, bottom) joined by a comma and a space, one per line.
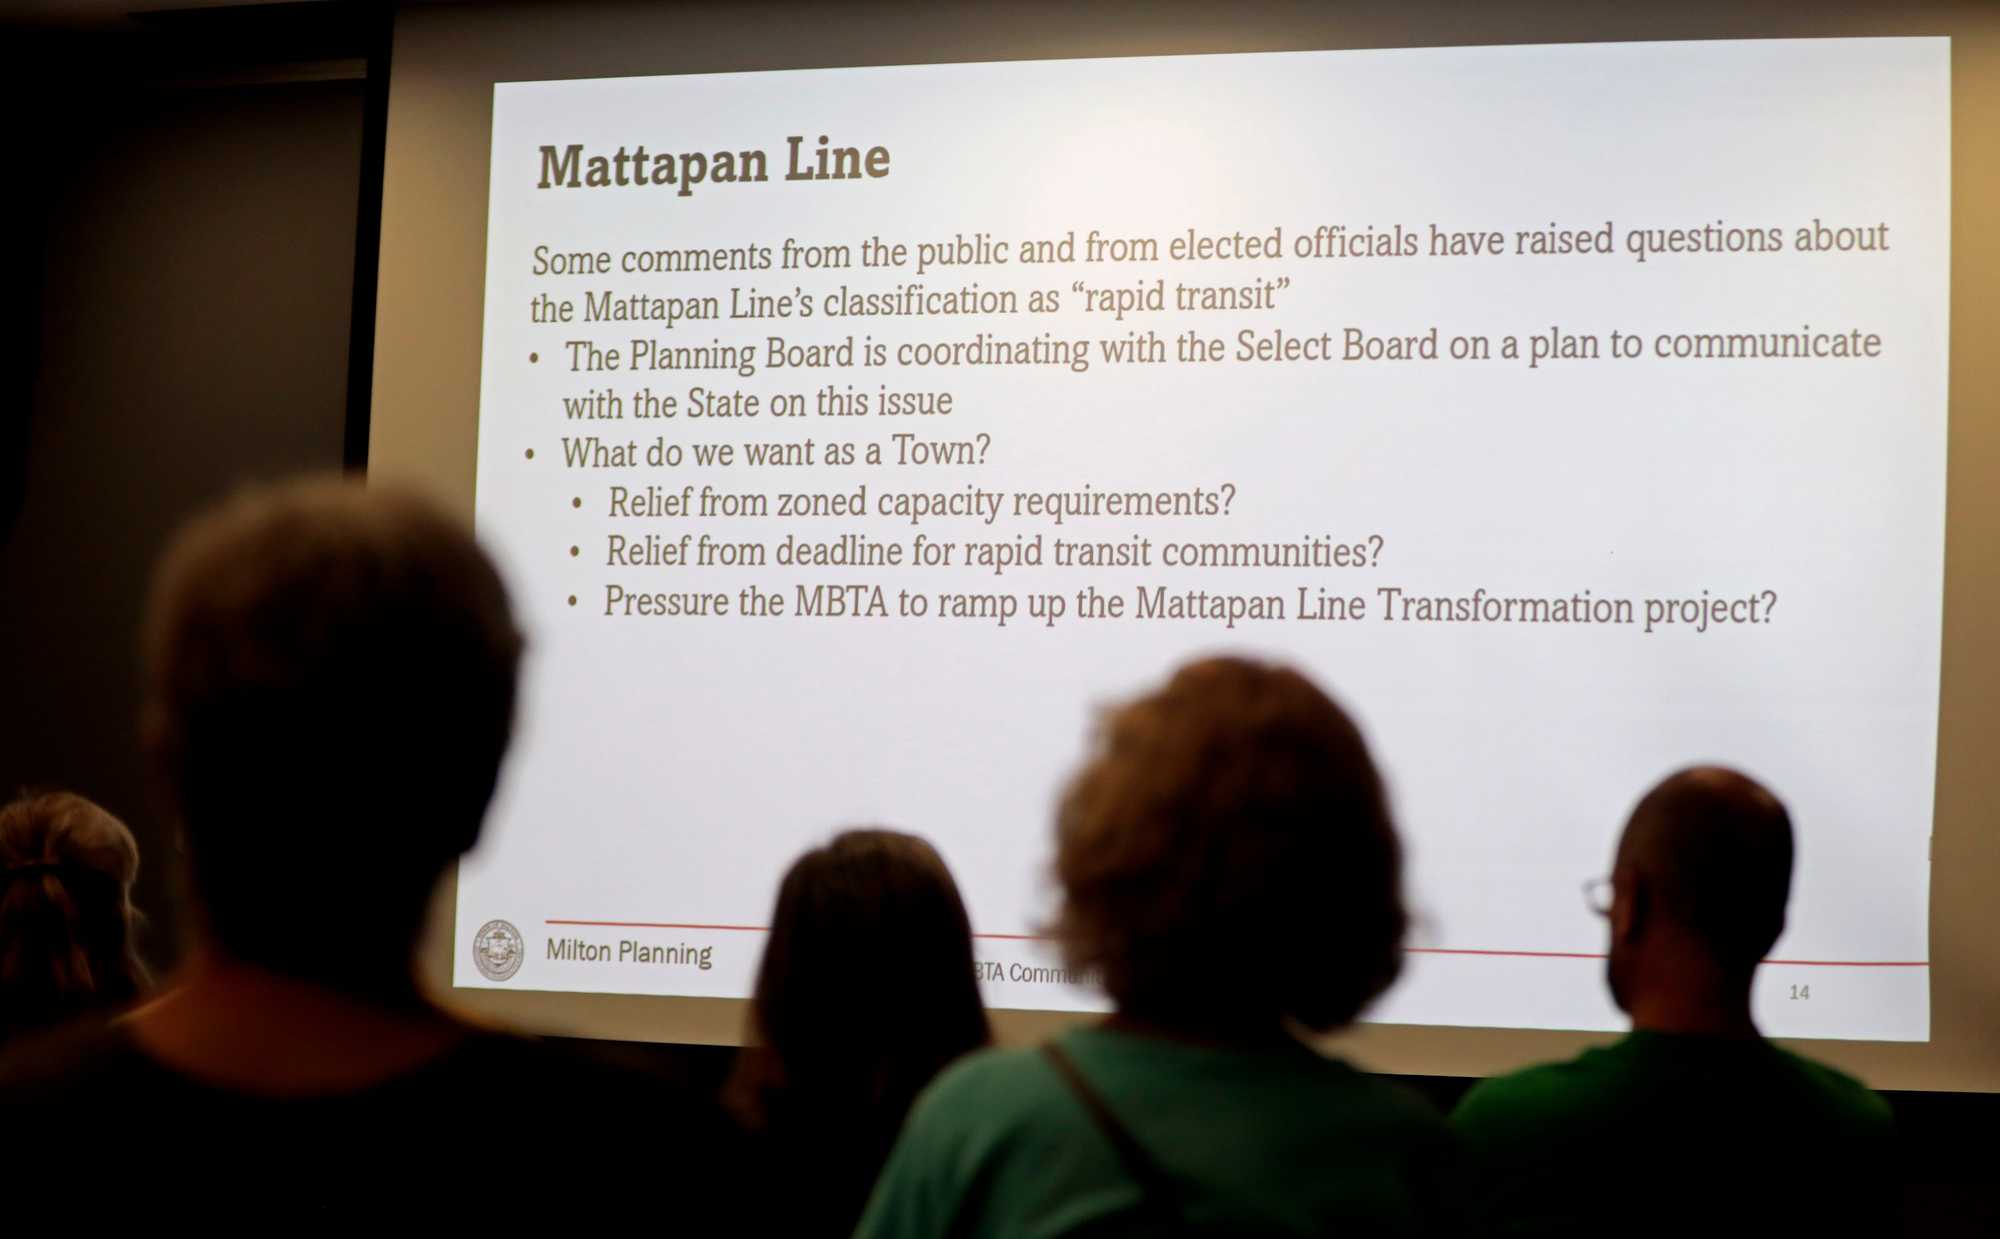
547, 918, 1050, 941
547, 919, 769, 932
543, 922, 1927, 967
1407, 947, 1928, 967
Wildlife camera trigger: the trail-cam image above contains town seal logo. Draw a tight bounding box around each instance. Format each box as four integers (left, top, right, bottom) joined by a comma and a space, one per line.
472, 919, 525, 982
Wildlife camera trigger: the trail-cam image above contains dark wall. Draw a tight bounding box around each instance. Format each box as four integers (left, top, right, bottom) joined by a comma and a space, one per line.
0, 67, 363, 967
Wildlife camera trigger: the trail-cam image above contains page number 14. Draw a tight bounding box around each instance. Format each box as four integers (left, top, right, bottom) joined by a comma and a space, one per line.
1789, 984, 1812, 1001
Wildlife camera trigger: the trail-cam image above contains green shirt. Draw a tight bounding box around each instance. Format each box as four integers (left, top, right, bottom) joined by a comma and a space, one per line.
1451, 1031, 1896, 1238
853, 1025, 1458, 1238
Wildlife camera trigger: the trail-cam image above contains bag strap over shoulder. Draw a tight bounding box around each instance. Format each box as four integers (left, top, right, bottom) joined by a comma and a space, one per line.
1040, 1041, 1186, 1219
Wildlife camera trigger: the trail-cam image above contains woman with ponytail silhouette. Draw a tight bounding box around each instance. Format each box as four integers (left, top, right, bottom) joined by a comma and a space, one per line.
0, 791, 149, 1047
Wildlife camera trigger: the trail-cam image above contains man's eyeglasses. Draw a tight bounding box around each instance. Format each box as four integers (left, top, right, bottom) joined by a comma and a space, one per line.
1583, 877, 1614, 918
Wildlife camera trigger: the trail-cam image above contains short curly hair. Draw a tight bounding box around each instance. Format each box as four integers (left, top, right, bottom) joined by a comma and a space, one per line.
1052, 657, 1405, 1033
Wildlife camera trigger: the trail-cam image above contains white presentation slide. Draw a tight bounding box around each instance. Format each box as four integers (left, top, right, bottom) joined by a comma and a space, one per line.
458, 39, 1947, 1041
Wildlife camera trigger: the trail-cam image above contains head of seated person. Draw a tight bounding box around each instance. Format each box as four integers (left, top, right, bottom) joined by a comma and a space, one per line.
2, 480, 742, 1196
0, 791, 149, 1044
1052, 655, 1405, 1042
734, 829, 990, 1127
1446, 770, 1891, 1237
1604, 766, 1793, 1036
851, 659, 1439, 1239
728, 829, 990, 1231
141, 476, 522, 999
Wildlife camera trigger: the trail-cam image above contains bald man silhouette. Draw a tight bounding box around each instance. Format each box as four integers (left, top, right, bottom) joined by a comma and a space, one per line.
1452, 767, 1895, 1238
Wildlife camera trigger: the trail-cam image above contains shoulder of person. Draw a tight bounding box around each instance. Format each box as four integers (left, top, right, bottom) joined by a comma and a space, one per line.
1450, 1043, 1618, 1135
1774, 1046, 1894, 1128
453, 1032, 729, 1116
413, 1032, 741, 1213
911, 1043, 1068, 1130
0, 1016, 141, 1101
448, 1028, 641, 1078
854, 1046, 1071, 1239
1312, 1052, 1454, 1136
901, 1038, 1178, 1173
